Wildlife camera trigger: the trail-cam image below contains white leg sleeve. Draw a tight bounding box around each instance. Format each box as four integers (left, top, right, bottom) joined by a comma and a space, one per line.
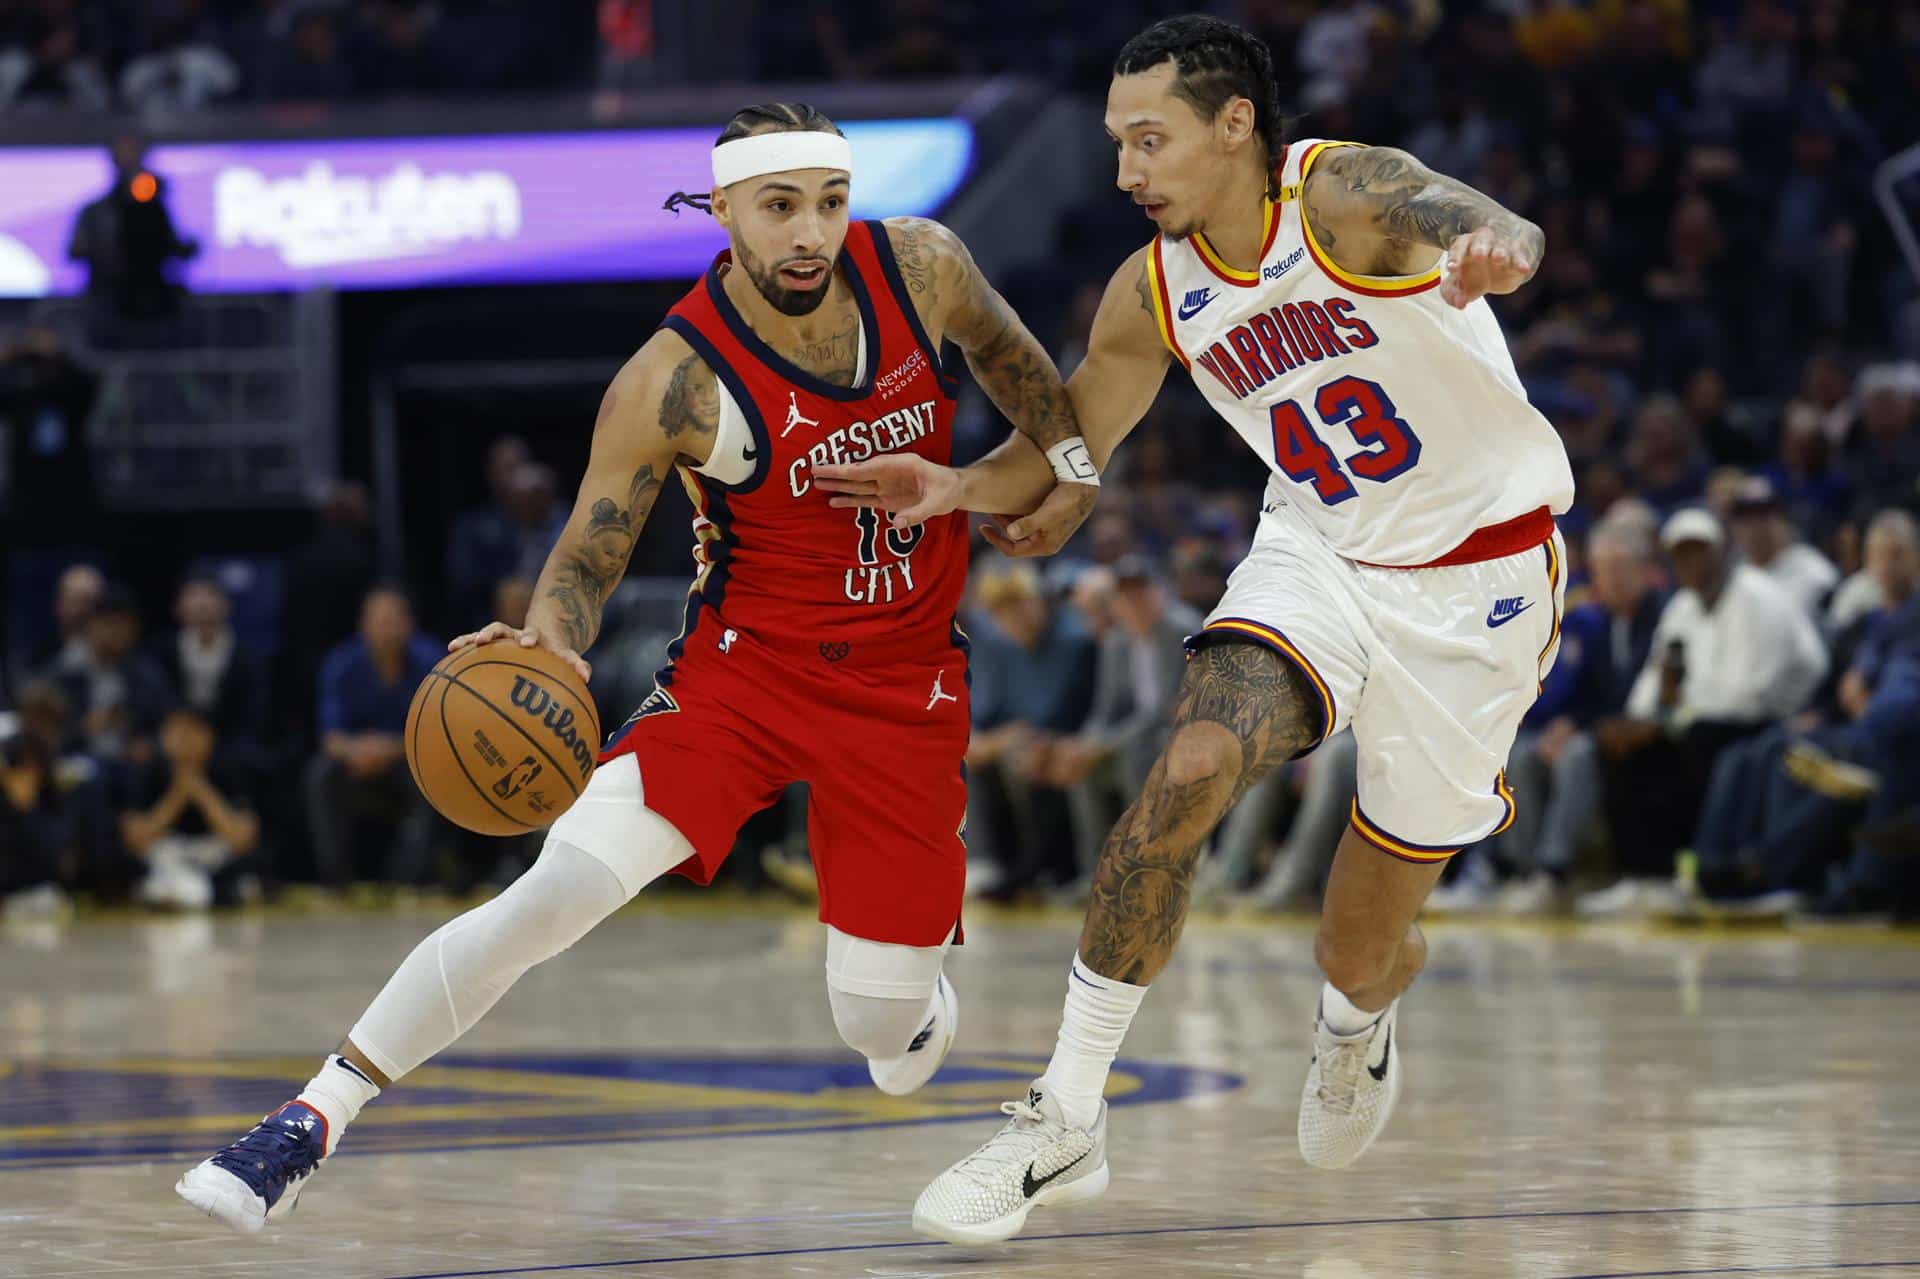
348, 756, 695, 1082
824, 924, 950, 1060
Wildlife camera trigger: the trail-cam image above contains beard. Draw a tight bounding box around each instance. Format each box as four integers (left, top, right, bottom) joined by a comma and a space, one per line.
738, 243, 835, 317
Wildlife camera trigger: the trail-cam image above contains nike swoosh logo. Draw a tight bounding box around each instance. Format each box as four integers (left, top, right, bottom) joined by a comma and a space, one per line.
1368, 1027, 1392, 1082
1486, 603, 1534, 628
1023, 1150, 1088, 1199
742, 443, 759, 461
1176, 296, 1212, 321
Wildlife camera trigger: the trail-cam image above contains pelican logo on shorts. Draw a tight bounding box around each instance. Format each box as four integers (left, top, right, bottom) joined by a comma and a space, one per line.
507, 676, 596, 782
719, 628, 738, 653
818, 640, 851, 663
491, 755, 543, 800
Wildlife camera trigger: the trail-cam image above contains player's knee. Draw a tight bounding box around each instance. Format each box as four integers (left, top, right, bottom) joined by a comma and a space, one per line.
1314, 925, 1406, 996
828, 987, 930, 1060
1161, 723, 1242, 797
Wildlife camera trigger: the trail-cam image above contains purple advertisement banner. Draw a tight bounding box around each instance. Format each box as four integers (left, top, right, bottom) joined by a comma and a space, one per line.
0, 119, 972, 296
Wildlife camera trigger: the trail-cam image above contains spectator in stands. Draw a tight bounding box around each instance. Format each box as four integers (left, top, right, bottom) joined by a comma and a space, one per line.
965, 564, 1096, 898
23, 563, 104, 679
1765, 408, 1855, 537
493, 575, 534, 631
1580, 509, 1827, 917
0, 1, 110, 111
1727, 477, 1839, 620
304, 584, 440, 887
1682, 366, 1763, 468
1, 681, 79, 916
46, 585, 174, 766
1624, 394, 1709, 514
446, 436, 531, 626
1682, 510, 1919, 911
118, 13, 241, 114
1048, 557, 1199, 887
121, 706, 260, 909
1847, 363, 1920, 516
1432, 519, 1666, 915
158, 574, 270, 764
0, 327, 99, 535
284, 480, 378, 737
262, 3, 357, 100
1758, 112, 1864, 387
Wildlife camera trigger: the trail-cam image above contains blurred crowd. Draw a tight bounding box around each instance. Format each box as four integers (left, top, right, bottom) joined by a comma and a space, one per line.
5, 0, 1920, 924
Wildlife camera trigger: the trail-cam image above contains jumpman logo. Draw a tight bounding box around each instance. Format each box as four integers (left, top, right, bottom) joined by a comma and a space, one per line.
781, 390, 820, 437
926, 670, 959, 711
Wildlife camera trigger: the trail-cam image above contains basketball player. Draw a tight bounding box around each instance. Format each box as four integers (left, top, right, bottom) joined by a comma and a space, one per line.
815, 16, 1573, 1242
175, 103, 1099, 1233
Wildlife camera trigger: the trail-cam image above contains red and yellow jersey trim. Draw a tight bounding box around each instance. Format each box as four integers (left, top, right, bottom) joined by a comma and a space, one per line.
1490, 770, 1517, 837
1349, 802, 1463, 864
1536, 535, 1564, 691
1198, 617, 1335, 745
1144, 238, 1189, 369
1297, 141, 1444, 299
1189, 197, 1280, 288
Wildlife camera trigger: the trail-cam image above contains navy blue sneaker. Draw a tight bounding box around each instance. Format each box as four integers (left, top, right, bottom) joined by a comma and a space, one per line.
175, 1101, 327, 1233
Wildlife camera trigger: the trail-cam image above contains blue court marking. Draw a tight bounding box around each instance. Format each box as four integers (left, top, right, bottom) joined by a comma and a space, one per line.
1553, 1265, 1920, 1279
0, 1053, 1241, 1170
372, 1198, 1920, 1279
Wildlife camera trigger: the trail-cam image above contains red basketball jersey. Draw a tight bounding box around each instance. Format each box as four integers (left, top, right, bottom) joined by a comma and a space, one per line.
656, 219, 966, 670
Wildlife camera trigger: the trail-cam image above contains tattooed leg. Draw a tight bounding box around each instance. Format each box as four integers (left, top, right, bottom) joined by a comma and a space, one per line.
1077, 641, 1322, 985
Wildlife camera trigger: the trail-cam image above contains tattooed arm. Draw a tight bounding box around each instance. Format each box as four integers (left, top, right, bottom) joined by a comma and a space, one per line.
448, 331, 719, 680
814, 244, 1169, 557
1303, 144, 1545, 310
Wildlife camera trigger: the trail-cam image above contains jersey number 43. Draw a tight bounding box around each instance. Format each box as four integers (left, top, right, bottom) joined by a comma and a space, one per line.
1270, 375, 1422, 505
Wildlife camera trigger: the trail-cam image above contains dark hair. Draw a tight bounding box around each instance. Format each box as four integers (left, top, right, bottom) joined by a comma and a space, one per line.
663, 102, 846, 216
1114, 15, 1288, 187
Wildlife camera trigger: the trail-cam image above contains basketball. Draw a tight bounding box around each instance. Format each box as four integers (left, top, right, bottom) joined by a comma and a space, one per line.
404, 642, 601, 836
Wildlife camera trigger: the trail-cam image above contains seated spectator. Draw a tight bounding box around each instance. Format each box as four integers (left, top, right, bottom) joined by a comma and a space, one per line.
120, 707, 260, 909
261, 4, 357, 100
158, 574, 270, 764
20, 563, 103, 681
1764, 407, 1855, 537
446, 436, 531, 625
0, 679, 114, 911
1846, 363, 1920, 516
118, 15, 241, 114
1727, 477, 1839, 619
1434, 519, 1665, 915
305, 585, 440, 887
45, 585, 175, 767
0, 328, 100, 535
964, 565, 1097, 898
1580, 508, 1827, 917
1623, 394, 1709, 515
1687, 509, 1920, 913
1682, 366, 1763, 467
0, 6, 111, 110
1045, 557, 1200, 885
283, 480, 378, 737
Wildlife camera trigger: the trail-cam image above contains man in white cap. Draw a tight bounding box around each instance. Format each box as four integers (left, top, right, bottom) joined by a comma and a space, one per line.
1577, 507, 1827, 917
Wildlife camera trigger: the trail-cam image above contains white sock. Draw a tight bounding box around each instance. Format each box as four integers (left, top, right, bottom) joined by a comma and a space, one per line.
1319, 983, 1384, 1037
294, 1054, 380, 1156
1038, 954, 1148, 1129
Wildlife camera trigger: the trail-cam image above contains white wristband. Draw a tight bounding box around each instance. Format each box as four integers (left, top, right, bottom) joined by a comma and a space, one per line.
1046, 437, 1099, 486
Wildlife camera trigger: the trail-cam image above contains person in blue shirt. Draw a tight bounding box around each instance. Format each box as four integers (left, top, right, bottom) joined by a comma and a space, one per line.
1434, 520, 1665, 913
303, 584, 442, 888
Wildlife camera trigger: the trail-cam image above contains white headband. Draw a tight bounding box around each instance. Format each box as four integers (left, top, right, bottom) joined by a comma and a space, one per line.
711, 131, 853, 189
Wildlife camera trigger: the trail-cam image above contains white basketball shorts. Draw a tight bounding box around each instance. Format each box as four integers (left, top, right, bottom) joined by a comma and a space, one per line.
1193, 498, 1566, 859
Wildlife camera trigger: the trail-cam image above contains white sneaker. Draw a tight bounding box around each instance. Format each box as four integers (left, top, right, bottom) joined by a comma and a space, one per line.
1299, 999, 1401, 1170
868, 973, 958, 1097
1423, 876, 1498, 916
1575, 877, 1658, 919
1497, 872, 1565, 916
912, 1082, 1109, 1244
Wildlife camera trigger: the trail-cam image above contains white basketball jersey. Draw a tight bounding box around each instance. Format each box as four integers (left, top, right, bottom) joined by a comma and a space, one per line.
1146, 138, 1574, 566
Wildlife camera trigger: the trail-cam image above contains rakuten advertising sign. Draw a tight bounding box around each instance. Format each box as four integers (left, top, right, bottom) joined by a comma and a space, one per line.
0, 119, 972, 296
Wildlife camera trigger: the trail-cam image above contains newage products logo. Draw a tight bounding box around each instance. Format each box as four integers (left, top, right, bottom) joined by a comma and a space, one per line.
215, 162, 522, 269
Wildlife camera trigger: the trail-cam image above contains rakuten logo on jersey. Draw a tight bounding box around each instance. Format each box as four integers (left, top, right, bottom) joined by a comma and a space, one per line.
215, 163, 522, 269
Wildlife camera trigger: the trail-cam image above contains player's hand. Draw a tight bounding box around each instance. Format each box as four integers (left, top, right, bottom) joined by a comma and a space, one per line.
447, 621, 592, 684
978, 481, 1097, 559
815, 454, 962, 529
1439, 227, 1535, 310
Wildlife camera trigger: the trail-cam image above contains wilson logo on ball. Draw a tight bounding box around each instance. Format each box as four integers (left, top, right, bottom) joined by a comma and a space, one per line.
507, 677, 596, 781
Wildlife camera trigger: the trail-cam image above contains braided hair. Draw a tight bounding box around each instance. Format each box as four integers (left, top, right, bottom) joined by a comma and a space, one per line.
663, 102, 846, 216
1114, 16, 1289, 194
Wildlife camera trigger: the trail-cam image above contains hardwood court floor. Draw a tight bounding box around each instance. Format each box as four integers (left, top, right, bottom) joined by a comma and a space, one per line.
3, 899, 1918, 1279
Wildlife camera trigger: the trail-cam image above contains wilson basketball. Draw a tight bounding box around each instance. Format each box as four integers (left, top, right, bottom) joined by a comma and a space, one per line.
405, 642, 601, 836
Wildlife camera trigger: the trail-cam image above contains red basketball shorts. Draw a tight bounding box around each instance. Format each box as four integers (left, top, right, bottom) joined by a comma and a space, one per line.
598, 610, 970, 947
